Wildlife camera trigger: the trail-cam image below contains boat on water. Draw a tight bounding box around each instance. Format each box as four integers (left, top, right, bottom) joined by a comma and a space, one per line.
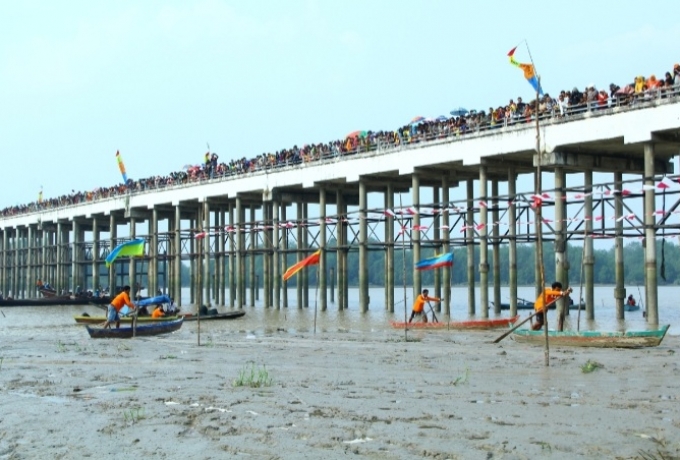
511, 324, 670, 348
493, 299, 585, 311
182, 310, 246, 322
624, 303, 641, 312
85, 317, 184, 339
391, 315, 519, 330
0, 295, 111, 307
74, 314, 181, 325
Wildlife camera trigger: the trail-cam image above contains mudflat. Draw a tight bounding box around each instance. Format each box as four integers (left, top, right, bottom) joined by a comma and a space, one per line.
0, 325, 678, 459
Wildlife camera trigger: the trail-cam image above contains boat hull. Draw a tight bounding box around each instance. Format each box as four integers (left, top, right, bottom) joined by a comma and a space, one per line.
391, 315, 519, 330
511, 324, 670, 348
74, 315, 181, 325
86, 318, 184, 338
182, 311, 245, 321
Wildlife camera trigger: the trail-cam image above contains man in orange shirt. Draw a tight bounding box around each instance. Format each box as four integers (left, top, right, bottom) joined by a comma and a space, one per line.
409, 289, 441, 323
151, 305, 165, 319
532, 282, 572, 331
103, 285, 137, 329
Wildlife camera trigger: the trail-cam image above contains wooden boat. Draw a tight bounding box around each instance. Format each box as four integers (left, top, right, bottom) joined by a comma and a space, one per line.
391, 315, 520, 330
38, 285, 60, 298
511, 324, 670, 348
182, 310, 246, 322
0, 297, 92, 307
85, 317, 184, 339
74, 315, 181, 325
624, 303, 640, 312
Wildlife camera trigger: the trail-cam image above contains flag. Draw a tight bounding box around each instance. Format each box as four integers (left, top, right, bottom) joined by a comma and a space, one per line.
283, 250, 320, 281
38, 186, 43, 203
507, 47, 543, 95
415, 252, 453, 271
116, 150, 129, 183
105, 238, 145, 267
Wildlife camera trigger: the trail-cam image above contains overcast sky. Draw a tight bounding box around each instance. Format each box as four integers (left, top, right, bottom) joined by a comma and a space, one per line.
1, 0, 679, 212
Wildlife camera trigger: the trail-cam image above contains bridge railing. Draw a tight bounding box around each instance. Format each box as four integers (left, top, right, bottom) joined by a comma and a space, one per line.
3, 85, 680, 218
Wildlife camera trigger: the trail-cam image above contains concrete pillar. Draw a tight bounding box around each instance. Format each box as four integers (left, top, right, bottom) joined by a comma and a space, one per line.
584, 170, 595, 320
281, 203, 288, 309
614, 172, 625, 320
385, 184, 395, 312
263, 203, 271, 308
203, 200, 211, 307
56, 222, 63, 294
643, 143, 658, 324
236, 197, 244, 308
13, 229, 19, 297
319, 188, 327, 311
441, 176, 451, 316
0, 230, 5, 296
359, 180, 369, 312
492, 180, 501, 315
229, 202, 237, 308
433, 186, 441, 312
554, 167, 567, 325
479, 165, 489, 319
217, 208, 225, 306
27, 226, 34, 297
173, 205, 182, 307
466, 179, 475, 316
150, 207, 159, 296
129, 218, 137, 295
534, 170, 542, 300
109, 215, 116, 292
273, 198, 281, 309
302, 203, 309, 308
508, 169, 518, 317
92, 217, 99, 293
336, 191, 346, 311
296, 202, 303, 309
411, 174, 421, 299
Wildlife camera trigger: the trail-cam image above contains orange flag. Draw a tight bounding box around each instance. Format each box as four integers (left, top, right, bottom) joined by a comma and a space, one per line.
283, 250, 321, 281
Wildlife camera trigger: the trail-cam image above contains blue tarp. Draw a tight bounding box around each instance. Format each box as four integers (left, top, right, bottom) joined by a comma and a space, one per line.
137, 295, 171, 307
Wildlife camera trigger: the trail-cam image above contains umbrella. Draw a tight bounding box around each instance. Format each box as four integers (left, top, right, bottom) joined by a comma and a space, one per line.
449, 107, 468, 117
435, 115, 449, 122
346, 130, 368, 138
410, 116, 426, 124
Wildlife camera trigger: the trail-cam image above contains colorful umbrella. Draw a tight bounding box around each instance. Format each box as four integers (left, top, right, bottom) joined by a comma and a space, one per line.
410, 116, 426, 124
346, 130, 368, 138
449, 107, 468, 117
435, 115, 449, 122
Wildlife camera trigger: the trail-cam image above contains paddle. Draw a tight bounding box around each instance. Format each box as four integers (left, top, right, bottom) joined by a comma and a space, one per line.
426, 301, 439, 323
493, 288, 572, 344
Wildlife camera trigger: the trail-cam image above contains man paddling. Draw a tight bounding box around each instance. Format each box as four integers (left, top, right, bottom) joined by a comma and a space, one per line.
102, 285, 137, 329
532, 282, 572, 331
409, 289, 441, 323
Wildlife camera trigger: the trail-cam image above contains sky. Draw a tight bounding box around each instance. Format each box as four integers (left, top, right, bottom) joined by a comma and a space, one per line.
1, 0, 679, 210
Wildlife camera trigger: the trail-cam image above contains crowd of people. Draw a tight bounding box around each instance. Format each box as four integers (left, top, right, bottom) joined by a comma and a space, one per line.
3, 63, 679, 219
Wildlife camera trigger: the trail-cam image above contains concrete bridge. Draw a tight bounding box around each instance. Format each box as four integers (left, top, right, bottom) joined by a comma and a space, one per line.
2, 92, 680, 325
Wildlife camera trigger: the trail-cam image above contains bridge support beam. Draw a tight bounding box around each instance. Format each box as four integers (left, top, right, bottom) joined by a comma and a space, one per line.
359, 180, 369, 312
492, 180, 501, 315
479, 165, 489, 319
441, 176, 451, 316
385, 184, 395, 312
508, 168, 518, 317
411, 174, 421, 300
584, 170, 595, 320
614, 172, 626, 320
273, 198, 281, 309
554, 166, 567, 328
319, 188, 327, 312
466, 179, 475, 316
644, 143, 659, 325
433, 185, 441, 311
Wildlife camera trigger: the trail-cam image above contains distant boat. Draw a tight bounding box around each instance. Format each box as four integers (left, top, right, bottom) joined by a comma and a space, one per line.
391, 314, 520, 330
492, 299, 584, 311
182, 310, 246, 322
511, 324, 670, 348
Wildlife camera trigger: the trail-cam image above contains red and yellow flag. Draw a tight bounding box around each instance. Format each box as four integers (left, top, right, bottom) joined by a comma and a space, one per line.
283, 250, 320, 281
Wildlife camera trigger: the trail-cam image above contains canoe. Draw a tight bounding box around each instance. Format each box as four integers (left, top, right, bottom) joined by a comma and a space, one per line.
85, 317, 184, 339
0, 297, 91, 307
74, 315, 181, 325
493, 300, 585, 311
511, 324, 670, 348
391, 315, 520, 330
182, 310, 246, 322
624, 304, 640, 312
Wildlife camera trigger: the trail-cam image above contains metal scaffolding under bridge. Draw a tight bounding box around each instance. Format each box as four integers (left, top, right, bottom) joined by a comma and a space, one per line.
2, 94, 680, 326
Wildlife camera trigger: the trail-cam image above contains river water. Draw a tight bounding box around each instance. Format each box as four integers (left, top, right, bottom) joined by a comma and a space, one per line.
1, 285, 677, 338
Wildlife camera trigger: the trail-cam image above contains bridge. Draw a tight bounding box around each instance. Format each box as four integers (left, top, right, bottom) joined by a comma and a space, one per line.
2, 90, 680, 325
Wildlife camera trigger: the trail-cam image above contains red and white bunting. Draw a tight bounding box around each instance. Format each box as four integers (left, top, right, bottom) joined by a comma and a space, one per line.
195, 231, 207, 239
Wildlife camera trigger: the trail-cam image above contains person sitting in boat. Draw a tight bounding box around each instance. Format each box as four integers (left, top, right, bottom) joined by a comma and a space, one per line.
165, 298, 178, 315
408, 289, 440, 323
151, 305, 165, 318
102, 285, 137, 329
627, 294, 636, 306
138, 306, 150, 317
532, 282, 572, 331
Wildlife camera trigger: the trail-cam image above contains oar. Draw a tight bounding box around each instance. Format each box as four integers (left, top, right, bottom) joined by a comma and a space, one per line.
426, 301, 439, 323
493, 289, 571, 344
